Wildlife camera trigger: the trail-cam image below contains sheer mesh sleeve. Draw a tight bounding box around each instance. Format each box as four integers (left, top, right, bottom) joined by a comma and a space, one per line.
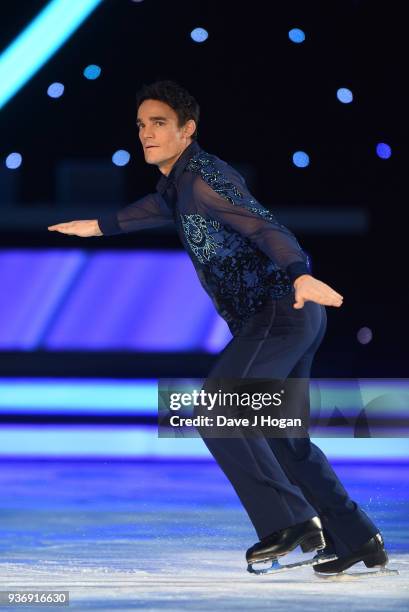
191, 164, 311, 282
97, 191, 174, 236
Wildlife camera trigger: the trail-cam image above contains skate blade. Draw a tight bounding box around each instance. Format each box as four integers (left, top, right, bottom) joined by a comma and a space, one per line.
314, 566, 400, 581
247, 554, 338, 575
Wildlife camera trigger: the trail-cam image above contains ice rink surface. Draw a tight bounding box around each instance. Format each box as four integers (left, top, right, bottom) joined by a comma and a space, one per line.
0, 459, 407, 611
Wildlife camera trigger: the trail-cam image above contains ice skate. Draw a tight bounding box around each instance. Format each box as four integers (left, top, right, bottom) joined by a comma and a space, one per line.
313, 532, 399, 579
246, 516, 338, 575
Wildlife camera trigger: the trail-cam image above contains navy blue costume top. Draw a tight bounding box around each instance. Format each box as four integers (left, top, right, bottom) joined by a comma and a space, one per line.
97, 140, 311, 336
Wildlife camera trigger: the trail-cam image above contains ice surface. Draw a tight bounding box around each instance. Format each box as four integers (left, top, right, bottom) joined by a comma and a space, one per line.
0, 460, 407, 611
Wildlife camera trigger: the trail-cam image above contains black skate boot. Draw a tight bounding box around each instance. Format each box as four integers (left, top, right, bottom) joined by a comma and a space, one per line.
246, 516, 336, 574
313, 532, 398, 577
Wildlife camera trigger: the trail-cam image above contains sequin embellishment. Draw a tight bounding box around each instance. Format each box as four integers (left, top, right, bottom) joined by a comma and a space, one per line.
180, 214, 222, 264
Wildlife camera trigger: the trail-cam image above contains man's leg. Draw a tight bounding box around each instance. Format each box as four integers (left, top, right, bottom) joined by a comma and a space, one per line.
195, 297, 320, 540
196, 424, 317, 540
266, 301, 379, 556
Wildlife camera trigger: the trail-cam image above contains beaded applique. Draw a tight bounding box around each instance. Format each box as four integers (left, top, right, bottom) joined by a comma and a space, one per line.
180, 214, 222, 264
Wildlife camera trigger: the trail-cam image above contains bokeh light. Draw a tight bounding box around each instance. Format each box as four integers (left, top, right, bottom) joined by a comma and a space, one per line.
357, 327, 373, 344
47, 82, 64, 98
191, 28, 208, 43
337, 87, 353, 103
292, 151, 310, 168
376, 143, 392, 159
83, 64, 102, 80
288, 28, 305, 43
5, 152, 22, 169
112, 150, 130, 166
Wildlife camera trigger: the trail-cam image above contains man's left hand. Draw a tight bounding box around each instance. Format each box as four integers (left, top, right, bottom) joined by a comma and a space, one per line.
293, 274, 343, 309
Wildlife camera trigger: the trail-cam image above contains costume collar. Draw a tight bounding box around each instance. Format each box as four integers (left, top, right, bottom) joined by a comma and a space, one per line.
155, 140, 202, 194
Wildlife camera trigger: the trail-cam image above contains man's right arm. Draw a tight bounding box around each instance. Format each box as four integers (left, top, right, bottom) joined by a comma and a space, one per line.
48, 192, 174, 237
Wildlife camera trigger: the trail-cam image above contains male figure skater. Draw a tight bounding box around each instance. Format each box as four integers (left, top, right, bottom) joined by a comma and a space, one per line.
48, 80, 388, 574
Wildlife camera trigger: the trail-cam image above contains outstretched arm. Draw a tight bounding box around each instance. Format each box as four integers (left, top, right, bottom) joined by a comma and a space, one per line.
191, 166, 343, 308
48, 191, 174, 237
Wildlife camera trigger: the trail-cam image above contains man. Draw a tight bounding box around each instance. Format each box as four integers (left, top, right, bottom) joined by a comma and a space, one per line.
48, 79, 388, 574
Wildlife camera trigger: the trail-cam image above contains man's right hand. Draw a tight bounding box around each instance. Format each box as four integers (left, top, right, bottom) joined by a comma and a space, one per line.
293, 274, 344, 308
47, 219, 103, 237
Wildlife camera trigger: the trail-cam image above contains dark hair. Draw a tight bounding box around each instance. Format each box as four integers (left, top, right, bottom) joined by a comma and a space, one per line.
136, 79, 200, 140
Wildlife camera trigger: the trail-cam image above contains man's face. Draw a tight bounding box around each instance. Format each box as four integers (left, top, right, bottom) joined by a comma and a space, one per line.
136, 99, 195, 173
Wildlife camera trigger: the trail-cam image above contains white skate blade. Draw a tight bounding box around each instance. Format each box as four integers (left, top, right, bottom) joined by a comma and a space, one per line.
247, 553, 338, 575
314, 566, 400, 580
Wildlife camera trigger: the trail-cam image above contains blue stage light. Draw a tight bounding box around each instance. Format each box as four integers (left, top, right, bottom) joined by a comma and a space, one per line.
292, 151, 310, 168
112, 150, 131, 166
5, 153, 23, 169
337, 87, 353, 103
191, 28, 209, 43
0, 425, 407, 459
376, 142, 392, 159
0, 0, 102, 110
0, 250, 229, 352
288, 28, 305, 43
0, 378, 408, 458
83, 64, 102, 80
47, 82, 64, 98
0, 378, 157, 412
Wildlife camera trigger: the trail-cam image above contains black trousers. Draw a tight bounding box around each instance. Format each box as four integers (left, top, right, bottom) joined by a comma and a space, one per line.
197, 291, 379, 556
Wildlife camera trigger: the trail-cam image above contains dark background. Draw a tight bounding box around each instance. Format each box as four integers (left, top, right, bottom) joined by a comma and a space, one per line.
0, 0, 407, 377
